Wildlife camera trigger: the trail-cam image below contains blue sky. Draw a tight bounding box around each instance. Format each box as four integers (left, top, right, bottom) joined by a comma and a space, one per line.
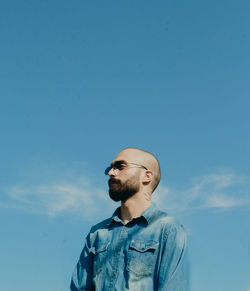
0, 0, 250, 290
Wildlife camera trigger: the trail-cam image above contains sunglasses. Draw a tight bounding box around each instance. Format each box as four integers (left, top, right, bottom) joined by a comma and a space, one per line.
105, 160, 148, 175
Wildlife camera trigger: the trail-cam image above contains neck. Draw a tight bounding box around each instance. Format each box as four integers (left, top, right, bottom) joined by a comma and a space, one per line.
120, 191, 152, 224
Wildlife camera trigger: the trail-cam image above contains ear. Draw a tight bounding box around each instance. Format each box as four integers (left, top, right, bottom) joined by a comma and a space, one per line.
142, 170, 153, 184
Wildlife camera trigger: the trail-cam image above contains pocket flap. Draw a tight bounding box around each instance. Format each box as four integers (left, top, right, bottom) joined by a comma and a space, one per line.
93, 241, 110, 254
129, 240, 158, 253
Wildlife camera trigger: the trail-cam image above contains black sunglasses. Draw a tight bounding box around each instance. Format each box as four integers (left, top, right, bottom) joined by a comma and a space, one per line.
105, 160, 147, 175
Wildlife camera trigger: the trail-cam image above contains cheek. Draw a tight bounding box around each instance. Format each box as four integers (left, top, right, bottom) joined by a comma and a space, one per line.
137, 172, 145, 182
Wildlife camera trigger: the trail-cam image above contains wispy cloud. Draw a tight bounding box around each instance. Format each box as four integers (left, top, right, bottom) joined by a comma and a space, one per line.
154, 169, 250, 214
1, 168, 250, 218
2, 180, 115, 219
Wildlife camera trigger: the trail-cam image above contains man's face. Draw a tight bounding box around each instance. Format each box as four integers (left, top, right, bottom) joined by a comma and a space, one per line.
107, 150, 143, 202
108, 170, 140, 202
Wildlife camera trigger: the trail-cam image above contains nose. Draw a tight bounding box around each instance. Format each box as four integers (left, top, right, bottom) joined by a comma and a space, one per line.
108, 167, 116, 177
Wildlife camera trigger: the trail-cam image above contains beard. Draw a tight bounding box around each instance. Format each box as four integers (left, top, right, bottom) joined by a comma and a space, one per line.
108, 176, 140, 202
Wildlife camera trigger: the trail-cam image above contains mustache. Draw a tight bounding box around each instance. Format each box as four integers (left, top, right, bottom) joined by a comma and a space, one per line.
108, 178, 121, 185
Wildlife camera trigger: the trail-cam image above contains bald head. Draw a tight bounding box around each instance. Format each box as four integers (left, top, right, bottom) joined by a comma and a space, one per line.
115, 147, 161, 193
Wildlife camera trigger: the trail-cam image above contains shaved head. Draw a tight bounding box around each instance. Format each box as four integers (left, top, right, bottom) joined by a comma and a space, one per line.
115, 147, 161, 193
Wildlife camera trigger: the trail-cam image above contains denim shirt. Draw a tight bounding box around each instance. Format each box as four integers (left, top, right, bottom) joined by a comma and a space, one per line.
70, 203, 189, 291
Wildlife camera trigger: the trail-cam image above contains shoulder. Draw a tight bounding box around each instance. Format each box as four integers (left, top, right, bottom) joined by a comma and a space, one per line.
89, 217, 112, 233
153, 208, 187, 239
84, 216, 113, 244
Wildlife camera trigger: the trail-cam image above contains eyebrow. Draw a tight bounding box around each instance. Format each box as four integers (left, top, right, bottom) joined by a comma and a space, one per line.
110, 160, 127, 167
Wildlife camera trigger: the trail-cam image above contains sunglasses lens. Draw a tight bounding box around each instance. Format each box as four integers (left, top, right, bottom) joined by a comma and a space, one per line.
104, 166, 111, 175
114, 161, 123, 169
105, 161, 126, 175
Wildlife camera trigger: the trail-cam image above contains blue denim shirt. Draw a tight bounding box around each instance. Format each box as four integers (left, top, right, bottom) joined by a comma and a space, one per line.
70, 203, 189, 291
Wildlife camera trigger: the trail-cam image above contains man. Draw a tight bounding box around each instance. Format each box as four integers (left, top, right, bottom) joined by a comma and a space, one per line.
70, 148, 189, 290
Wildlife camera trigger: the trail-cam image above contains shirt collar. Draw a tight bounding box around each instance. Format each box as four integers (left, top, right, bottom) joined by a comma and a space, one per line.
111, 207, 123, 224
110, 202, 160, 226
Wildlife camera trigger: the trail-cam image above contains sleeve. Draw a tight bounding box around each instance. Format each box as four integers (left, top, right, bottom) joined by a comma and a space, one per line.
70, 233, 94, 291
157, 225, 190, 291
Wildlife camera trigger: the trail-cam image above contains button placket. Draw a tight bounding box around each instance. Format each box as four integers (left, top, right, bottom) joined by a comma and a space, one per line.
109, 225, 128, 289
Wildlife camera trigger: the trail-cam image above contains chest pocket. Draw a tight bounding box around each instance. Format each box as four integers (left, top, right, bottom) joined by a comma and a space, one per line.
126, 240, 159, 276
90, 241, 110, 276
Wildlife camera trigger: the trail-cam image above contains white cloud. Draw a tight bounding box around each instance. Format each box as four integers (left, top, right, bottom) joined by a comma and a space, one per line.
3, 181, 115, 219
205, 194, 248, 208
1, 168, 250, 218
153, 169, 250, 214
